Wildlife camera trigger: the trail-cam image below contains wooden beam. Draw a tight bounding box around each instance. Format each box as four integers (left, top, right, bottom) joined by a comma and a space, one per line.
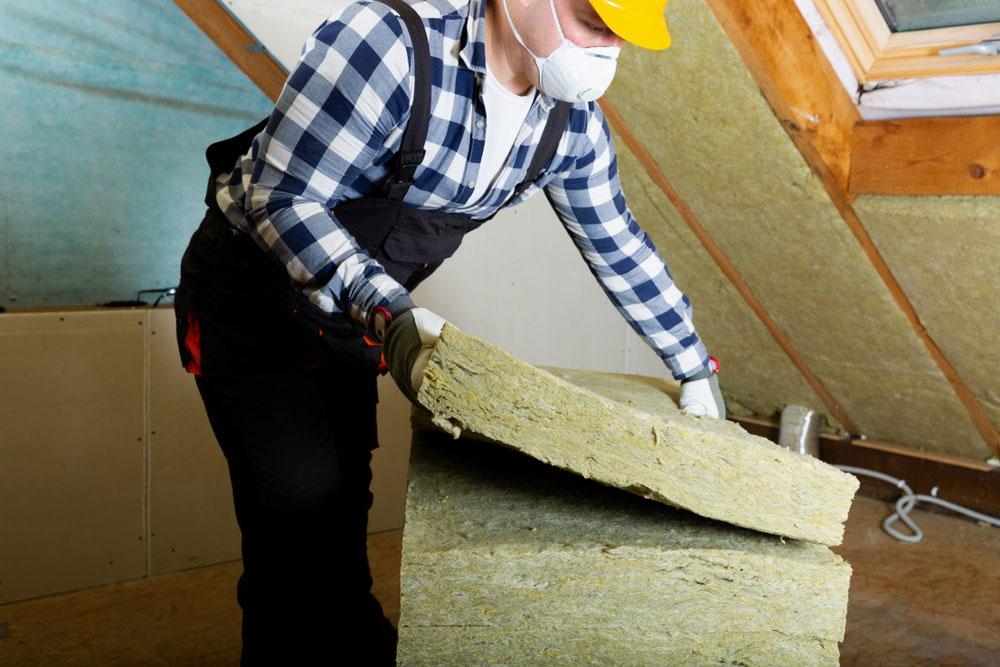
826, 441, 1000, 518
850, 116, 1000, 195
703, 0, 861, 198
173, 0, 286, 103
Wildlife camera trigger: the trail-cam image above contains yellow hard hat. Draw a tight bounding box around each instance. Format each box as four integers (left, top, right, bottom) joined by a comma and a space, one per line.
588, 0, 671, 50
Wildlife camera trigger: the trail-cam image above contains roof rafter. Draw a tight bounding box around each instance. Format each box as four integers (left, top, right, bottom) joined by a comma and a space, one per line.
173, 0, 285, 103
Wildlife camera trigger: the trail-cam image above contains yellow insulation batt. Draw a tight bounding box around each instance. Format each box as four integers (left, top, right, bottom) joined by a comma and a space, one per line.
416, 325, 859, 546
397, 429, 851, 666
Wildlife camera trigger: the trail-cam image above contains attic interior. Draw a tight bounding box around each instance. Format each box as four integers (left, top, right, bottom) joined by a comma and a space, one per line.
1, 0, 998, 664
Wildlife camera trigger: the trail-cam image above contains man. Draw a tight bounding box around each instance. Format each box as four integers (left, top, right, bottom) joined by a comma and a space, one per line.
175, 0, 724, 662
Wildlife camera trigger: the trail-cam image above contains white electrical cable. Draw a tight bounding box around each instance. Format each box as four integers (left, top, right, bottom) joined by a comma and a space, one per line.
835, 465, 1000, 543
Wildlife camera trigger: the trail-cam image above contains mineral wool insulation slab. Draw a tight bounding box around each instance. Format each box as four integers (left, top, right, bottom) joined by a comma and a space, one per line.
603, 0, 985, 454
853, 195, 1000, 459
398, 430, 851, 666
417, 325, 858, 546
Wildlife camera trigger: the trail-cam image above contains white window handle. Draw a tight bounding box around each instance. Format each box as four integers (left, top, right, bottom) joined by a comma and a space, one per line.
939, 39, 1000, 57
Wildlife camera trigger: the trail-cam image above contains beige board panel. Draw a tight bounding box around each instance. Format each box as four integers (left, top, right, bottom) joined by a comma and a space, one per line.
603, 0, 984, 454
853, 195, 1000, 459
147, 307, 241, 575
610, 126, 833, 423
0, 310, 146, 603
370, 374, 413, 533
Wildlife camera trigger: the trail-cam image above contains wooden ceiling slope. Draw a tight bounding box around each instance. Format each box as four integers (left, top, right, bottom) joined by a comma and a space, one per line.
702, 0, 1000, 200
702, 0, 1000, 459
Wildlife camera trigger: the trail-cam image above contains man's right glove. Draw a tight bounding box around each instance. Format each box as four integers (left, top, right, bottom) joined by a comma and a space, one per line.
679, 357, 725, 419
381, 300, 448, 404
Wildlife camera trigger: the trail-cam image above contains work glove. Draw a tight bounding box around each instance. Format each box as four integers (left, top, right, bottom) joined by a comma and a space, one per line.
679, 357, 726, 419
378, 297, 448, 404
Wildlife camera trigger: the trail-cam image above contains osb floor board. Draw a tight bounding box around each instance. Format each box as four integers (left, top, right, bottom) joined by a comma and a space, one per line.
1, 499, 997, 665
831, 498, 1000, 665
0, 530, 401, 666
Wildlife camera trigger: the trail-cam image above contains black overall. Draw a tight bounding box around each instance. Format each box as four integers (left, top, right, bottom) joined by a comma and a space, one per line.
174, 0, 569, 663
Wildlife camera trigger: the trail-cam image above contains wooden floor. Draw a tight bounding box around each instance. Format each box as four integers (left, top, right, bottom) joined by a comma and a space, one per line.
831, 496, 1000, 665
1, 496, 997, 665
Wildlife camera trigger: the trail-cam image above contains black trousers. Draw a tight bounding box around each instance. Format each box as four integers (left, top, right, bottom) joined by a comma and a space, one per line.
176, 209, 396, 665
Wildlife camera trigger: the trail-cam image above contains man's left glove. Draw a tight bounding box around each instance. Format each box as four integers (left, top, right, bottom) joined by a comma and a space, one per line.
679, 357, 725, 419
378, 298, 448, 404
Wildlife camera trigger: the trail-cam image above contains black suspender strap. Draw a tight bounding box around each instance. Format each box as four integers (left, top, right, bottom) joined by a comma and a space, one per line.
379, 0, 568, 206
378, 0, 569, 206
508, 100, 572, 203
379, 0, 432, 202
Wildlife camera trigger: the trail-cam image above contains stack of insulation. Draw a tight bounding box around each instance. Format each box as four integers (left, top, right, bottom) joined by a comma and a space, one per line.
397, 326, 857, 665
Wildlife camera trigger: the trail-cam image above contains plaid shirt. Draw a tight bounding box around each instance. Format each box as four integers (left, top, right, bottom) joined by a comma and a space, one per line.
215, 0, 709, 379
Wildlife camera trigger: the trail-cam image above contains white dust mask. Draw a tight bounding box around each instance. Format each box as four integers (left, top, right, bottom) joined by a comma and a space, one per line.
502, 0, 620, 102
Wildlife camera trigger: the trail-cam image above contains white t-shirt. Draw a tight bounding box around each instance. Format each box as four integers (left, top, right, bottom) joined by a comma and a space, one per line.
467, 63, 536, 205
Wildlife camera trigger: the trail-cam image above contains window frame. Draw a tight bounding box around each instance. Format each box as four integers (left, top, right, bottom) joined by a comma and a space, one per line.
814, 0, 1000, 82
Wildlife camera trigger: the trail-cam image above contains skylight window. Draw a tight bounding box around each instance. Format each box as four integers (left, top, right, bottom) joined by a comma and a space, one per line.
875, 0, 1000, 32
815, 0, 1000, 81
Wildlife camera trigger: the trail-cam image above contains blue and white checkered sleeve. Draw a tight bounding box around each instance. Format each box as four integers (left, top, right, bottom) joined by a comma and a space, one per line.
243, 2, 412, 327
545, 107, 710, 380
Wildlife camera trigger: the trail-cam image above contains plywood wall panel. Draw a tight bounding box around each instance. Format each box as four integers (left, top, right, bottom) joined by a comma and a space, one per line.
369, 375, 415, 533
0, 311, 146, 603
604, 0, 985, 454
147, 308, 241, 575
853, 195, 1000, 459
